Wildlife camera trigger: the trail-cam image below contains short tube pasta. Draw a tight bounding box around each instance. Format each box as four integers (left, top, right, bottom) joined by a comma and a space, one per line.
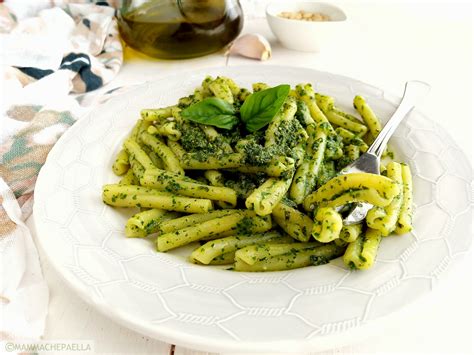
124, 139, 156, 171
112, 149, 129, 176
102, 184, 213, 213
332, 107, 364, 124
346, 144, 360, 162
234, 243, 345, 272
272, 202, 313, 242
204, 215, 272, 240
154, 122, 182, 141
167, 140, 186, 159
252, 82, 269, 92
198, 126, 233, 153
156, 210, 235, 235
246, 177, 292, 216
125, 208, 179, 238
343, 228, 383, 270
181, 153, 294, 177
335, 127, 369, 152
366, 162, 404, 236
141, 106, 174, 122
180, 153, 244, 170
129, 155, 145, 181
235, 242, 323, 265
203, 218, 273, 240
207, 251, 235, 265
312, 207, 343, 243
119, 169, 138, 185
209, 77, 234, 103
340, 223, 363, 243
142, 146, 164, 169
306, 126, 327, 191
290, 122, 327, 204
204, 170, 233, 209
140, 132, 184, 175
353, 95, 382, 137
324, 110, 368, 135
265, 97, 297, 147
303, 173, 400, 211
314, 93, 334, 112
296, 84, 334, 132
199, 125, 218, 141
236, 156, 295, 177
204, 170, 225, 186
191, 231, 289, 265
290, 160, 310, 204
157, 210, 259, 251
170, 106, 184, 123
140, 169, 237, 206
395, 163, 413, 234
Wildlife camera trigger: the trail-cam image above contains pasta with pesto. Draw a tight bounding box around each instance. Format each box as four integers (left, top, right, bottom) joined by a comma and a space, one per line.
102, 75, 414, 272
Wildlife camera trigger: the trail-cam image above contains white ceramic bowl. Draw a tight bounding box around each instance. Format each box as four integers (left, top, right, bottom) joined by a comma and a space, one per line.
266, 1, 348, 52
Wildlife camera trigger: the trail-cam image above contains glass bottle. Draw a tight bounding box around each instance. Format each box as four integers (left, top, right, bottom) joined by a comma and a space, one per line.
118, 0, 243, 59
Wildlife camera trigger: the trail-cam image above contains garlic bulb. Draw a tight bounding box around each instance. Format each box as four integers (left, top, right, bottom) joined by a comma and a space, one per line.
226, 33, 272, 61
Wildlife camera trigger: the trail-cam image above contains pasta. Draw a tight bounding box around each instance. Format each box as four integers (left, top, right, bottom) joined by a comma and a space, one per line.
234, 243, 345, 272
303, 173, 400, 211
102, 75, 414, 272
112, 149, 129, 176
156, 209, 235, 234
141, 106, 173, 122
366, 162, 403, 235
124, 139, 156, 171
119, 169, 138, 185
141, 168, 238, 206
343, 228, 383, 270
395, 163, 414, 234
190, 231, 293, 265
245, 177, 293, 216
204, 170, 234, 209
353, 95, 382, 138
140, 132, 184, 175
312, 207, 343, 243
290, 120, 327, 204
235, 242, 323, 266
102, 184, 213, 213
271, 201, 313, 242
157, 210, 270, 251
125, 208, 179, 238
340, 223, 363, 243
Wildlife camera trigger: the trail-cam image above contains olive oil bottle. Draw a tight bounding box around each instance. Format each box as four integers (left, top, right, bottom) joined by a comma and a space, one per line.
118, 0, 243, 59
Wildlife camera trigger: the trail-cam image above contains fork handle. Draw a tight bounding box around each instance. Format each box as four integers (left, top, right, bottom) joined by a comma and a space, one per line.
367, 80, 431, 157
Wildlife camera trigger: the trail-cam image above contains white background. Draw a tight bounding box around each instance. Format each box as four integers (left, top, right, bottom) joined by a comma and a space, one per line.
29, 0, 473, 354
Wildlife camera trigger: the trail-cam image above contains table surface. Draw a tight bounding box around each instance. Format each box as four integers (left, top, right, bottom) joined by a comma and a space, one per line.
29, 1, 473, 354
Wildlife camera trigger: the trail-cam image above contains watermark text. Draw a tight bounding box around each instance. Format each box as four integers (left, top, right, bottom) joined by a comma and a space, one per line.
2, 340, 94, 353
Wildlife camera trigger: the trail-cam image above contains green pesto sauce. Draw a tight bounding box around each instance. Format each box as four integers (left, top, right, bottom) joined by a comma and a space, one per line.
235, 216, 256, 235
310, 255, 330, 266
280, 196, 298, 209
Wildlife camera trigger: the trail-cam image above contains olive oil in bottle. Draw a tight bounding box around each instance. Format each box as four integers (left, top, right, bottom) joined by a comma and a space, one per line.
118, 0, 243, 59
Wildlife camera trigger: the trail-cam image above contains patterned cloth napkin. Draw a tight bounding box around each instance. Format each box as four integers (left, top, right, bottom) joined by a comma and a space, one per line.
0, 0, 122, 341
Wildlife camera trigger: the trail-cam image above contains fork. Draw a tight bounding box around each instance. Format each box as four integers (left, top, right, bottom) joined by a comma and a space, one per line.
337, 80, 431, 225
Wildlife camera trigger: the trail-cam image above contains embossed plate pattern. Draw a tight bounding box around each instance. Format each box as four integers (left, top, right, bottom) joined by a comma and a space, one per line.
34, 66, 473, 352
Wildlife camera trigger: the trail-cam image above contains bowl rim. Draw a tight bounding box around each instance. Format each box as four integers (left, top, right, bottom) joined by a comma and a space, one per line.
266, 1, 347, 23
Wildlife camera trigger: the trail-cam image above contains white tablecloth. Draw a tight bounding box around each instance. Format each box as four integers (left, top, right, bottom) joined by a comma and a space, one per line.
29, 1, 472, 353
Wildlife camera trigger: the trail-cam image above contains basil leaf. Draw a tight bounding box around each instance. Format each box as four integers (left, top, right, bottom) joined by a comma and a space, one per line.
181, 97, 239, 130
240, 84, 291, 132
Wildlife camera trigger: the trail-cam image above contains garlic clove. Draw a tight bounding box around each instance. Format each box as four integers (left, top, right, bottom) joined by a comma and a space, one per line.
226, 33, 272, 61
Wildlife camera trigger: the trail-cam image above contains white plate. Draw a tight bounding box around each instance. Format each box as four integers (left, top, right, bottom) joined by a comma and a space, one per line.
34, 66, 472, 353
